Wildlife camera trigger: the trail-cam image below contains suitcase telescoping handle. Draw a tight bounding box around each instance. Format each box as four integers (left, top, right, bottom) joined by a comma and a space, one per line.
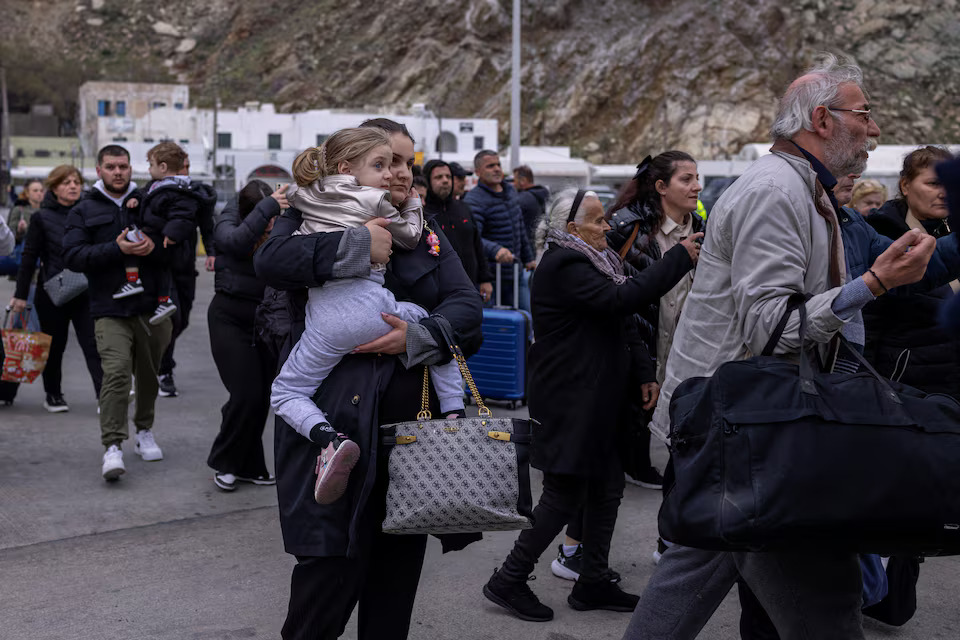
493, 261, 521, 310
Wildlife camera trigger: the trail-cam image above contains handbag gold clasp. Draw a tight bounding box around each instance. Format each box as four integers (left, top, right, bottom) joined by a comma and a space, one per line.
487, 431, 511, 442
395, 435, 417, 444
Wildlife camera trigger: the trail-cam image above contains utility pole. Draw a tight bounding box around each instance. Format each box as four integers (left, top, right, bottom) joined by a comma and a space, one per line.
0, 66, 10, 204
211, 56, 219, 181
509, 0, 521, 171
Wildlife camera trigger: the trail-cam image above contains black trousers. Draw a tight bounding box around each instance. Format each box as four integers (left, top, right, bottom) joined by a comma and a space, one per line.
282, 530, 428, 640
34, 285, 103, 398
206, 292, 275, 477
159, 269, 197, 376
500, 467, 625, 583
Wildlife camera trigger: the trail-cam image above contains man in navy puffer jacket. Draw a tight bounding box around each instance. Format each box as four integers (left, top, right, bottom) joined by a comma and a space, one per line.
463, 150, 535, 309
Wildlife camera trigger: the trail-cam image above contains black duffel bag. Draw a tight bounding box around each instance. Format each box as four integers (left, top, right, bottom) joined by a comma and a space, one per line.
659, 295, 960, 555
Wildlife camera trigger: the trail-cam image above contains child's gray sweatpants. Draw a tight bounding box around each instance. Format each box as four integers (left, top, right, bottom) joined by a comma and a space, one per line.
270, 274, 465, 439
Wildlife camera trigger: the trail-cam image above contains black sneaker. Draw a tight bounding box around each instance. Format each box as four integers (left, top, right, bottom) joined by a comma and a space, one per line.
43, 393, 69, 413
149, 300, 177, 325
482, 569, 554, 622
551, 544, 622, 583
626, 465, 664, 490
113, 279, 145, 299
568, 578, 640, 612
550, 544, 582, 581
158, 373, 178, 397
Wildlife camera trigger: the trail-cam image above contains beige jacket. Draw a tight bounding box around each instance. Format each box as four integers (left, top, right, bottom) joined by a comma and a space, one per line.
288, 175, 423, 250
649, 145, 848, 441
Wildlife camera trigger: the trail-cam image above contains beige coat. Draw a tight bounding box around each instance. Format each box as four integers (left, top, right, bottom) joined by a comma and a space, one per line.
650, 145, 848, 441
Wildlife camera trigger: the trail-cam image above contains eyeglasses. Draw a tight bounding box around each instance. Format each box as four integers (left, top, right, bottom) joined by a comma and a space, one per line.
828, 107, 873, 123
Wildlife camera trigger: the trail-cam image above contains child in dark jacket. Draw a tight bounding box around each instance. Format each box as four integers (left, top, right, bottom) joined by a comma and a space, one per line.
115, 142, 198, 324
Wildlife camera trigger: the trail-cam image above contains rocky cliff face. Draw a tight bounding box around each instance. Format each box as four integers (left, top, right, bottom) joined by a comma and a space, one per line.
4, 0, 959, 163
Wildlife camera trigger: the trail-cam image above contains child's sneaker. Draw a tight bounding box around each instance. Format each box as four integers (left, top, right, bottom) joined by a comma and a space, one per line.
113, 279, 145, 299
149, 300, 177, 325
314, 435, 360, 504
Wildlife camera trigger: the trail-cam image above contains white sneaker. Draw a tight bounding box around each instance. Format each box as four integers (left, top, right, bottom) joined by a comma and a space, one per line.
134, 429, 163, 461
102, 444, 125, 481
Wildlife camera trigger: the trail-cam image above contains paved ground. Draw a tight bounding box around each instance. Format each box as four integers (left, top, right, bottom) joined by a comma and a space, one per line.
2, 265, 959, 639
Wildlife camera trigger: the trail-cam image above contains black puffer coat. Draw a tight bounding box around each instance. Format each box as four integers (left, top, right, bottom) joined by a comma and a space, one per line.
62, 185, 172, 319
14, 191, 73, 298
863, 198, 960, 399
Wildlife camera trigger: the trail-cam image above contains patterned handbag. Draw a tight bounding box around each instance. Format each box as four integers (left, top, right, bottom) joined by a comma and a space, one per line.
380, 341, 536, 535
43, 269, 88, 307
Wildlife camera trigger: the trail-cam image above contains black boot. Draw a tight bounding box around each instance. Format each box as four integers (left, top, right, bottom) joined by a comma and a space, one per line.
568, 578, 640, 612
482, 568, 554, 622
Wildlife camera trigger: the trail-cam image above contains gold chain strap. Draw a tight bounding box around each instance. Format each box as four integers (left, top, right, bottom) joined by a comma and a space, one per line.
416, 344, 492, 420
418, 366, 431, 420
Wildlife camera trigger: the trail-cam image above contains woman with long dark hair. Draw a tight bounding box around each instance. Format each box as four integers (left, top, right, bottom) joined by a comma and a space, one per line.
254, 118, 483, 640
207, 179, 287, 490
8, 166, 102, 412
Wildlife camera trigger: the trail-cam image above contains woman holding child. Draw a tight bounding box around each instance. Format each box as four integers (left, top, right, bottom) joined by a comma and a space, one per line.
254, 118, 482, 640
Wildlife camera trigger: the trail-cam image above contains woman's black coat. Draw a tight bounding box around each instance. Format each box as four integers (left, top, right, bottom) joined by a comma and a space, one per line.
863, 199, 960, 399
254, 209, 483, 557
527, 243, 692, 477
14, 191, 73, 299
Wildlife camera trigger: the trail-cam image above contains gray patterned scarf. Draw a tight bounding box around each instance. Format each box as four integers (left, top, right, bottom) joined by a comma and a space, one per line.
546, 228, 627, 284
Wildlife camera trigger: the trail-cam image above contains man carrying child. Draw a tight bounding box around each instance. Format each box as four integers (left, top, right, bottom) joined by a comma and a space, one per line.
63, 144, 179, 481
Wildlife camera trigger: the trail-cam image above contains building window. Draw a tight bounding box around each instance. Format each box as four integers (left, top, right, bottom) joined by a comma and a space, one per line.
152, 101, 167, 109
316, 134, 328, 146
97, 100, 111, 116
217, 132, 232, 149
268, 134, 282, 150
474, 136, 484, 151
115, 101, 126, 117
435, 131, 458, 153
174, 102, 184, 110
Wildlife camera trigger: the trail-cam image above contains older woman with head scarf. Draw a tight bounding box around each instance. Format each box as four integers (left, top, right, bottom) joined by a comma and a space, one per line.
482, 187, 700, 622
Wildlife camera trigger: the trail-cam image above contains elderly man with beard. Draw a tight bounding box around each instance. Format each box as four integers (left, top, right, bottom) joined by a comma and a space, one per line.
423, 159, 494, 302
623, 53, 960, 640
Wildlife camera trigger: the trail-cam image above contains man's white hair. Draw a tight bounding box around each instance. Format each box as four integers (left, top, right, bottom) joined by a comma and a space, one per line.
769, 52, 865, 141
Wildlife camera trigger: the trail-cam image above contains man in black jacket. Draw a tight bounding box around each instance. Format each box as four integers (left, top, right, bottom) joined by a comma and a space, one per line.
423, 159, 493, 303
156, 155, 218, 397
63, 144, 173, 482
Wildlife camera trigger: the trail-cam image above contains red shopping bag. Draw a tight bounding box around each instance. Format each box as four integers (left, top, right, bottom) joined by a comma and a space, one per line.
2, 308, 52, 383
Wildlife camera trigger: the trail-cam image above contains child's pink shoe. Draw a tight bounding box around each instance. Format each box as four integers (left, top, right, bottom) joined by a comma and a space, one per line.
314, 436, 360, 504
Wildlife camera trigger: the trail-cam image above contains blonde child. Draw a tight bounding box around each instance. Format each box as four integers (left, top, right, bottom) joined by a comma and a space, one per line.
270, 127, 465, 504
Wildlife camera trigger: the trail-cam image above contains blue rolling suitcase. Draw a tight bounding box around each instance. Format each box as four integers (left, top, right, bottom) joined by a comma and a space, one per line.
467, 263, 531, 409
